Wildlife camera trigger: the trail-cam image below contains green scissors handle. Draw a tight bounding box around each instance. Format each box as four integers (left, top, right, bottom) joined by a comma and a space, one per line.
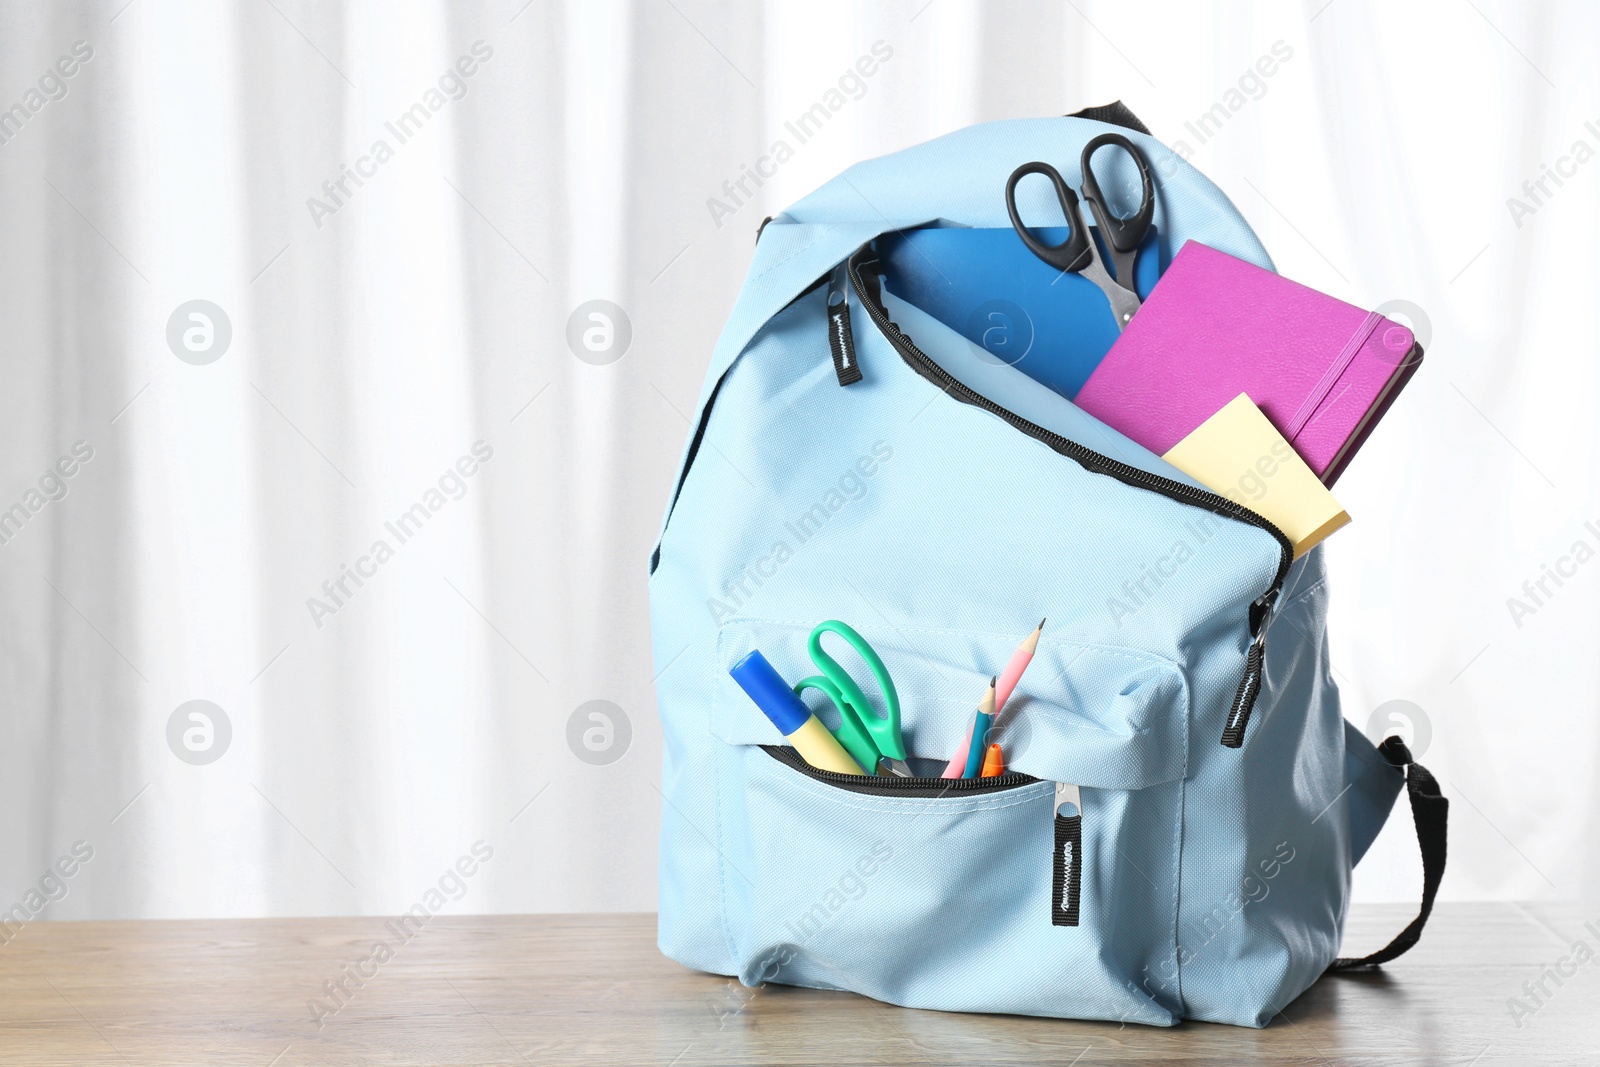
793, 620, 911, 777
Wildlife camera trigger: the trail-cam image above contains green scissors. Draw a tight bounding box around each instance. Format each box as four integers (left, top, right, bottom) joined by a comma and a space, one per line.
793, 620, 912, 777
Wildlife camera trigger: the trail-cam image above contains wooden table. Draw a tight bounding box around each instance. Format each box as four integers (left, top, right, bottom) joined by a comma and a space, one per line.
0, 904, 1592, 1065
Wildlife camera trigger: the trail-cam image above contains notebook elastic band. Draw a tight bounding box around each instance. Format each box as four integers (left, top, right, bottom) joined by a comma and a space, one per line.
1285, 311, 1385, 442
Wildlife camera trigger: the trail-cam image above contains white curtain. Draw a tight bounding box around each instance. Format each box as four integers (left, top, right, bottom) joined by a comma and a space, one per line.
1, 0, 1590, 921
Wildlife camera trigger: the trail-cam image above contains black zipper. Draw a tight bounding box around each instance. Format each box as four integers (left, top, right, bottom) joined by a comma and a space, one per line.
762, 745, 1038, 796
846, 245, 1292, 747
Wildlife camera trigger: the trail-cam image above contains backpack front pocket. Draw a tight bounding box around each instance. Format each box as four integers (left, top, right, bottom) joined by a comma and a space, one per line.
708, 619, 1191, 1024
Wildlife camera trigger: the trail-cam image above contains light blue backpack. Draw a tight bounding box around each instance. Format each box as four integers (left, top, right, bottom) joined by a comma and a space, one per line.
649, 104, 1447, 1028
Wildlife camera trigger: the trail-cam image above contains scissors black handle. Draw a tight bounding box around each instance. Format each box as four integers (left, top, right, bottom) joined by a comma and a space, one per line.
1004, 161, 1092, 274
1078, 133, 1155, 290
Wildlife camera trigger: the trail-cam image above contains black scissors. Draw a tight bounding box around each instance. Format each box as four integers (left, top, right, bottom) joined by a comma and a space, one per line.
1003, 132, 1156, 329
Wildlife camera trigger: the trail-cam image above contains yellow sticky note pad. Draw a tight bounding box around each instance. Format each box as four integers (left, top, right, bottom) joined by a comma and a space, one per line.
1162, 394, 1350, 558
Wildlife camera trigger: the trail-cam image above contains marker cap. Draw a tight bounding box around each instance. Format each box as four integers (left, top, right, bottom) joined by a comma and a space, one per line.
729, 650, 810, 735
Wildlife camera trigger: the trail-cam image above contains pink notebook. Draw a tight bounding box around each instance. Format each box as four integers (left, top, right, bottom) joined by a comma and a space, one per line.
1073, 241, 1423, 486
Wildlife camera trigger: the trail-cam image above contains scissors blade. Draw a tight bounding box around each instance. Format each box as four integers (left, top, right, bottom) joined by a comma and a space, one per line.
878, 757, 915, 778
1075, 243, 1142, 330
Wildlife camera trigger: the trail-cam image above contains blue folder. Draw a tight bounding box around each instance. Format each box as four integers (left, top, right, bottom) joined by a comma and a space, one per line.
876, 226, 1164, 399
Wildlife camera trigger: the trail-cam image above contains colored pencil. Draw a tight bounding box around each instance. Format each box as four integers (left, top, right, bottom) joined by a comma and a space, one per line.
961, 678, 998, 779
942, 619, 1045, 778
994, 618, 1045, 714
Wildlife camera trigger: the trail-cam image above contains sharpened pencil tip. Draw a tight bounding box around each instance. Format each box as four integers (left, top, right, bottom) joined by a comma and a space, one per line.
1037, 617, 1046, 631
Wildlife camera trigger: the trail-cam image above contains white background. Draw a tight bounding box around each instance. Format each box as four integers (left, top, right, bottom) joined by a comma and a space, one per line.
0, 0, 1593, 922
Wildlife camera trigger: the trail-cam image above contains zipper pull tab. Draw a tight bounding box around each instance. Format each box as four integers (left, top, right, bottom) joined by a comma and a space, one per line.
1052, 782, 1082, 927
1222, 592, 1276, 748
826, 264, 862, 386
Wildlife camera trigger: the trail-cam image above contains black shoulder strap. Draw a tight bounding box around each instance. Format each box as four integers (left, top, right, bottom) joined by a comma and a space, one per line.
1065, 100, 1152, 136
1326, 736, 1448, 971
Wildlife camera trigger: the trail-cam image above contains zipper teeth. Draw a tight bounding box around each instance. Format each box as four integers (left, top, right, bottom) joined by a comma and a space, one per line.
846, 249, 1294, 600
762, 745, 1037, 794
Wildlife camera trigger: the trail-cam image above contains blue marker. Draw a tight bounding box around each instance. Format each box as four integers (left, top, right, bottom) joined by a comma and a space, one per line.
730, 650, 865, 775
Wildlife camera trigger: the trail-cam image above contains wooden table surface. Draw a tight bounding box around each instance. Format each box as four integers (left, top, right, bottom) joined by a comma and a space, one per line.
0, 903, 1593, 1065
